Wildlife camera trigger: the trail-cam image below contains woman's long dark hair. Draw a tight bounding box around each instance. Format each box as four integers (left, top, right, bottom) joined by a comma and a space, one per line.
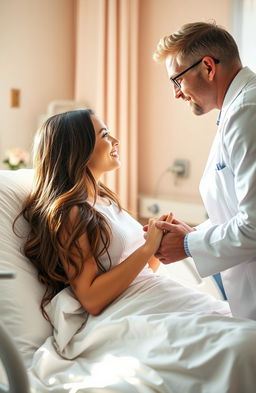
16, 109, 121, 319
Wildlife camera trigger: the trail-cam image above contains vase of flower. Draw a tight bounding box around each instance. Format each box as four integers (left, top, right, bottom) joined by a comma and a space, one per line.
3, 148, 30, 170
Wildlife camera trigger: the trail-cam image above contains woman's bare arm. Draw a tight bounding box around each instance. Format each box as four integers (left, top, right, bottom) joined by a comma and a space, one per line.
60, 207, 164, 315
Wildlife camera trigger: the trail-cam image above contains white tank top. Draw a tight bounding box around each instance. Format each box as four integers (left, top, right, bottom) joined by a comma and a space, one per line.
93, 201, 154, 284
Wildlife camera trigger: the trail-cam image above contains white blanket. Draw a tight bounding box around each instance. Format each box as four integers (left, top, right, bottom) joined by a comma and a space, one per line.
28, 278, 256, 393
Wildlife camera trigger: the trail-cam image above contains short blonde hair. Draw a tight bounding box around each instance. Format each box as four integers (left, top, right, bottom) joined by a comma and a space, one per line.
153, 21, 241, 66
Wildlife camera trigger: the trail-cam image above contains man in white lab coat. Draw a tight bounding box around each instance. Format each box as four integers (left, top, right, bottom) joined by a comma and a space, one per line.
153, 21, 256, 320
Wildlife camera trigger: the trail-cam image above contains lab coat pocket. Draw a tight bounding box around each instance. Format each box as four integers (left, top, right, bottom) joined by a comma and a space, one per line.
215, 166, 238, 217
216, 162, 226, 171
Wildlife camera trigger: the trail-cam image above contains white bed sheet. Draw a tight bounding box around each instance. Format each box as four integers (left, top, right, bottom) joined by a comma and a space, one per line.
28, 279, 256, 393
1, 169, 256, 392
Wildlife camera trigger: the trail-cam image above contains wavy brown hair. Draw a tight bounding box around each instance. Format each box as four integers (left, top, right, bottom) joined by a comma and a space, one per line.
16, 109, 121, 320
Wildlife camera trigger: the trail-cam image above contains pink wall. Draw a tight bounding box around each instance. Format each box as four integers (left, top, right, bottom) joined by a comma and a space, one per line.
0, 0, 76, 167
138, 0, 231, 201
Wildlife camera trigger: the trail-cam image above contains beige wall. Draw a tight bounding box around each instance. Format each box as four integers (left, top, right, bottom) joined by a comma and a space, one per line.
0, 0, 232, 205
138, 0, 231, 201
75, 0, 100, 108
74, 0, 232, 204
0, 0, 76, 167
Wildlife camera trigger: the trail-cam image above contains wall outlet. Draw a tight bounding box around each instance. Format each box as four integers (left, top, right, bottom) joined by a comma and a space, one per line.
169, 159, 190, 178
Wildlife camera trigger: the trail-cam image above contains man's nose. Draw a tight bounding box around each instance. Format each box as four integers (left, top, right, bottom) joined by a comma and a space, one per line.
173, 85, 184, 99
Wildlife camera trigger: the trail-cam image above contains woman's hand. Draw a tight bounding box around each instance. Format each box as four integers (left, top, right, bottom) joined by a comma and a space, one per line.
143, 212, 173, 237
144, 214, 169, 255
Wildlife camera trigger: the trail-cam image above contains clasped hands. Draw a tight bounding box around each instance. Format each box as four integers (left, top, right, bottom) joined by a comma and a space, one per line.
143, 213, 196, 264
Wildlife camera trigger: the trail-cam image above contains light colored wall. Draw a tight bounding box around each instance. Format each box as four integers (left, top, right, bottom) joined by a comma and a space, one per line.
75, 0, 100, 108
232, 0, 256, 72
75, 0, 232, 204
138, 0, 231, 202
0, 0, 232, 204
0, 0, 76, 168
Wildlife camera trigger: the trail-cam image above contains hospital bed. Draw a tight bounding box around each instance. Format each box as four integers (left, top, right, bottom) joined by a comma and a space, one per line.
1, 169, 255, 393
0, 272, 30, 393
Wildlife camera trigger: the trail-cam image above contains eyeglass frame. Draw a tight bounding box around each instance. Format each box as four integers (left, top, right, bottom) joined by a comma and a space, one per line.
170, 57, 220, 89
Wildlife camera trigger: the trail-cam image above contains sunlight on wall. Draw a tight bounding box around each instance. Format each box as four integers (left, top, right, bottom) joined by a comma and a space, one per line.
232, 0, 256, 71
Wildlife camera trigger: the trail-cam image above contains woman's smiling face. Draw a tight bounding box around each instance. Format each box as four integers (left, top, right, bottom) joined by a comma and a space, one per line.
88, 115, 120, 180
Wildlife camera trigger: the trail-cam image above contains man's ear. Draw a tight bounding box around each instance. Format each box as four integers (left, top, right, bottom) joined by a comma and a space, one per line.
202, 56, 217, 81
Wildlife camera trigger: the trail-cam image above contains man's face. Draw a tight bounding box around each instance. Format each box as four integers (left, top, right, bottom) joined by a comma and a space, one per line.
165, 55, 217, 116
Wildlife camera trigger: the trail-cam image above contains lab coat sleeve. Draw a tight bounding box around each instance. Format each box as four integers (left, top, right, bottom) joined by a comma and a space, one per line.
188, 103, 256, 277
194, 219, 211, 231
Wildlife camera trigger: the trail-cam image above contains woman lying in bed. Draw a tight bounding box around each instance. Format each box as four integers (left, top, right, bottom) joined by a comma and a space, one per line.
19, 108, 222, 318
18, 109, 256, 393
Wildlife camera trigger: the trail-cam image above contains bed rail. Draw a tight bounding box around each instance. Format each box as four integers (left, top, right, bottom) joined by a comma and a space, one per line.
0, 272, 30, 393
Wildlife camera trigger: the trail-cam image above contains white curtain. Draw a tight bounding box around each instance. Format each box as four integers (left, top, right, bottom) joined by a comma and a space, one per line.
232, 0, 256, 71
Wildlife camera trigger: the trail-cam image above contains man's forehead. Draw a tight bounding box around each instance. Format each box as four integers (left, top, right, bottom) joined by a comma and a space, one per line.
165, 55, 182, 77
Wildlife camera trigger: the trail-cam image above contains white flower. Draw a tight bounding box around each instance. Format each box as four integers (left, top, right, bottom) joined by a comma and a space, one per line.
3, 147, 30, 169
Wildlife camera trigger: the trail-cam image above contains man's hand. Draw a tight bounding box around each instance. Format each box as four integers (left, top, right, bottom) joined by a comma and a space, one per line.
154, 217, 196, 264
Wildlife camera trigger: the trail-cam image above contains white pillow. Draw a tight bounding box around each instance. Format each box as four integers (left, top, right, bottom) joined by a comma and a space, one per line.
0, 169, 52, 368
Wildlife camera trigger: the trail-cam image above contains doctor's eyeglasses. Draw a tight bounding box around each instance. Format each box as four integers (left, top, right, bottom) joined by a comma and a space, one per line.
170, 57, 220, 89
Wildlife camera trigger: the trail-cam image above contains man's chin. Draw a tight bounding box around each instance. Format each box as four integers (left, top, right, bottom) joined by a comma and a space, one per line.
191, 103, 204, 116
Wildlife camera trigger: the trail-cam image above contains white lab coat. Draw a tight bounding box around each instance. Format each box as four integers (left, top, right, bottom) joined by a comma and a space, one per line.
187, 67, 256, 320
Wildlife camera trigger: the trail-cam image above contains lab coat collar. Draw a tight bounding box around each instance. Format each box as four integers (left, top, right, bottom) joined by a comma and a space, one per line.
218, 67, 256, 126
